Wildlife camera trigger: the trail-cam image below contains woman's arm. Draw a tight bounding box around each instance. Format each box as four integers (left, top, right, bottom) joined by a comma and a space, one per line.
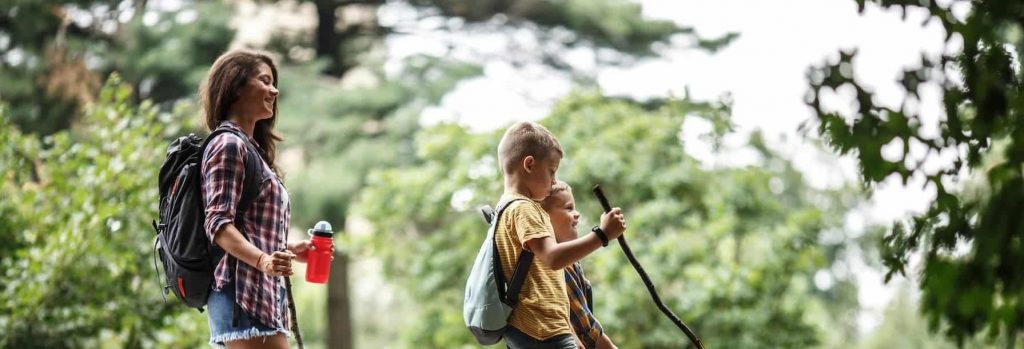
214, 223, 294, 276
203, 134, 293, 275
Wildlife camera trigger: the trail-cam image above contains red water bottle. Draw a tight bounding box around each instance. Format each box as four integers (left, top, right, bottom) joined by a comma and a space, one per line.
306, 221, 334, 284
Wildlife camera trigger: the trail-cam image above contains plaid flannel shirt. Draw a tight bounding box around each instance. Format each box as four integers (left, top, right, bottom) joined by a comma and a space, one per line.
201, 120, 291, 330
566, 262, 604, 349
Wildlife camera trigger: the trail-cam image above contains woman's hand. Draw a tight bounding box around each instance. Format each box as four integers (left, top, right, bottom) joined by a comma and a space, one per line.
287, 239, 336, 263
287, 240, 313, 263
257, 251, 296, 277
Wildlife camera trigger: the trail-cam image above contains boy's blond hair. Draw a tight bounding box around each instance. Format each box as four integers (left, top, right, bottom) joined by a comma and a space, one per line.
542, 180, 572, 210
497, 121, 563, 175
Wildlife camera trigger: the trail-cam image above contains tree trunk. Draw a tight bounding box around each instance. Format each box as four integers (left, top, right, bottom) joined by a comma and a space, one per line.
327, 247, 353, 349
314, 0, 386, 77
314, 0, 344, 76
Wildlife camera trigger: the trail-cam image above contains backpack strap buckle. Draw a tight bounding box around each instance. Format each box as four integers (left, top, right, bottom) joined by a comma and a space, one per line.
151, 220, 164, 234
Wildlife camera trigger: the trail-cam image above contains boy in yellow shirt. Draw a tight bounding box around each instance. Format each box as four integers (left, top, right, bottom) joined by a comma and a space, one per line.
495, 121, 626, 349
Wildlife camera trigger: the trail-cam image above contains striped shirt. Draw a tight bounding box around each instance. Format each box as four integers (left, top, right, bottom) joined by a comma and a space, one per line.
495, 193, 573, 340
201, 120, 291, 330
566, 262, 603, 349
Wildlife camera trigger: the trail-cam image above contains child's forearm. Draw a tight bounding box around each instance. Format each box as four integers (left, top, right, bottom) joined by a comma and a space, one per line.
596, 334, 617, 349
528, 234, 604, 270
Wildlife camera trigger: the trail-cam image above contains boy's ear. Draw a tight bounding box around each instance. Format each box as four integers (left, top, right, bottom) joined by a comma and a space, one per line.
522, 155, 536, 173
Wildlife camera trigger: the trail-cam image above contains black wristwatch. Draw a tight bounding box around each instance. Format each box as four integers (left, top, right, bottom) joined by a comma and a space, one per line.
592, 226, 609, 247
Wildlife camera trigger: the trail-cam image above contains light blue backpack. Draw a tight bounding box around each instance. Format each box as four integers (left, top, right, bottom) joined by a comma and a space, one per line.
464, 199, 534, 345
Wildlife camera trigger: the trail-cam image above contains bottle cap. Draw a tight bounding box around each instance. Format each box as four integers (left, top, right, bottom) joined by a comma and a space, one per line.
308, 220, 333, 238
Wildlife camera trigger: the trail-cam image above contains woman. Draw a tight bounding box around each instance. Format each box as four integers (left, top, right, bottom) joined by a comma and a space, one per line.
199, 49, 318, 349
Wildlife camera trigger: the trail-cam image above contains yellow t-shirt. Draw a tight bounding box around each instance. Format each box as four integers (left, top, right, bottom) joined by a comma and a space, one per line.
495, 192, 572, 340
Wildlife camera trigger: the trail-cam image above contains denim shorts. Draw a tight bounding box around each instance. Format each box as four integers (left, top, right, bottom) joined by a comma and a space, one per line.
206, 282, 289, 348
505, 326, 578, 349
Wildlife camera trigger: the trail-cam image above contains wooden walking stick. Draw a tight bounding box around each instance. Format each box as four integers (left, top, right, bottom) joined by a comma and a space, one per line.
593, 185, 706, 349
284, 275, 303, 349
280, 247, 304, 349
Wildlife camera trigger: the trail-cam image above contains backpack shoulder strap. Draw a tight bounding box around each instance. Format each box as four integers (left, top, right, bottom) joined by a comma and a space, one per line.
201, 127, 263, 233
490, 198, 533, 306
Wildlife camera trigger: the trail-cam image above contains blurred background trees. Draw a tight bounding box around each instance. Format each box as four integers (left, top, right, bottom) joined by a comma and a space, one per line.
354, 92, 870, 347
0, 1, 235, 135
1, 0, 1017, 348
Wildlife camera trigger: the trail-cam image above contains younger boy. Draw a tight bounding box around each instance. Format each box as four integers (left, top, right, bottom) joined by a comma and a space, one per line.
542, 181, 618, 349
495, 121, 626, 349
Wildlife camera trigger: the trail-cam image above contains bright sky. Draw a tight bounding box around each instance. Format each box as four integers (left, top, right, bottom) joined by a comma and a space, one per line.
380, 0, 965, 335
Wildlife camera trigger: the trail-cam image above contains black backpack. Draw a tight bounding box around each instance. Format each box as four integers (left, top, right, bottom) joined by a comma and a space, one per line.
152, 126, 261, 310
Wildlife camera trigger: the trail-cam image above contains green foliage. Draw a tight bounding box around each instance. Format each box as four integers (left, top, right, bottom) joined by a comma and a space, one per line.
510, 0, 687, 55
0, 1, 234, 135
109, 1, 236, 105
355, 91, 866, 348
807, 0, 1024, 345
858, 286, 1011, 349
282, 55, 483, 231
0, 1, 911, 348
0, 1, 110, 135
0, 75, 207, 348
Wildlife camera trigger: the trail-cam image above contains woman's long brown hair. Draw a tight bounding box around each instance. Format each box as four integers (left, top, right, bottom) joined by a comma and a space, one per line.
199, 49, 284, 178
